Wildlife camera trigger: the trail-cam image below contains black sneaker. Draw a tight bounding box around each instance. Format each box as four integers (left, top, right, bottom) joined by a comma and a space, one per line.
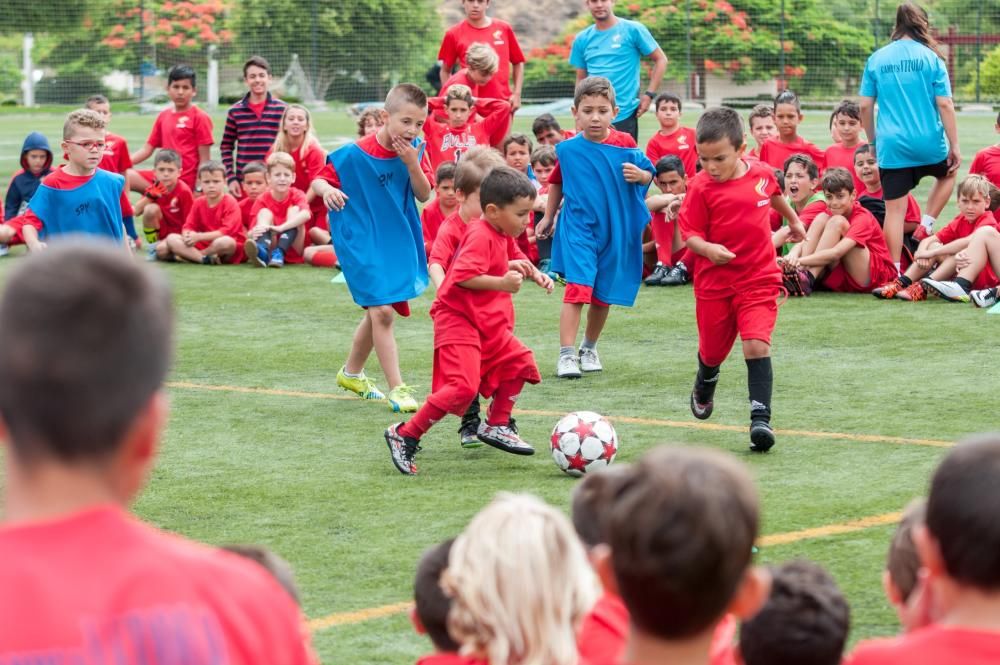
644, 263, 670, 286
384, 423, 421, 475
690, 385, 714, 420
660, 262, 688, 286
749, 420, 776, 452
458, 412, 482, 448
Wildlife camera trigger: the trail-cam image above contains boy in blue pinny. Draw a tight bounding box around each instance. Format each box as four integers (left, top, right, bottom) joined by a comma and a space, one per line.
312, 83, 435, 413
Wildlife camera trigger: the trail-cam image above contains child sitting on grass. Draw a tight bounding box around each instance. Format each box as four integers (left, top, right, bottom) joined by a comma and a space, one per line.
245, 152, 311, 268
162, 161, 245, 265
644, 155, 692, 286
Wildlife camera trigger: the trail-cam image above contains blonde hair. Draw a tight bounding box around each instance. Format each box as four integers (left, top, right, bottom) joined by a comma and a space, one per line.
958, 173, 995, 202
444, 493, 597, 665
466, 42, 499, 75
266, 151, 296, 173
357, 107, 383, 137
272, 104, 321, 155
63, 108, 106, 140
446, 84, 475, 108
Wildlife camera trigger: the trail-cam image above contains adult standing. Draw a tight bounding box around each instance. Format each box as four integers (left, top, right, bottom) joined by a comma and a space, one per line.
438, 0, 526, 112
570, 0, 667, 141
859, 2, 960, 277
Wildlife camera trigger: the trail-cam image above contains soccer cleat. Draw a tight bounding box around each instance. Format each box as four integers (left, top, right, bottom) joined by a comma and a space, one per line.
538, 258, 551, 275
782, 266, 813, 297
690, 385, 714, 420
201, 255, 222, 265
387, 384, 419, 413
145, 242, 158, 262
872, 278, 905, 300
384, 423, 421, 475
895, 282, 927, 302
971, 287, 999, 309
660, 262, 688, 286
245, 238, 269, 268
578, 347, 603, 372
268, 247, 285, 268
458, 414, 483, 448
476, 421, 535, 456
644, 263, 670, 286
336, 367, 385, 401
0, 244, 9, 258
921, 278, 970, 303
556, 354, 582, 379
749, 420, 776, 452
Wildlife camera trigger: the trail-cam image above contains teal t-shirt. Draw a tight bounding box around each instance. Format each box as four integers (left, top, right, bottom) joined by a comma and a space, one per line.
570, 19, 659, 122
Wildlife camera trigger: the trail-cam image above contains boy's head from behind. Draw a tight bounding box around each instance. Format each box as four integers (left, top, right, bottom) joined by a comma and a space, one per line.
0, 245, 172, 490
571, 465, 630, 552
241, 161, 268, 199
883, 498, 926, 614
573, 76, 618, 140
465, 42, 499, 84
921, 434, 1000, 593
654, 155, 687, 195
222, 544, 300, 605
737, 560, 850, 665
413, 538, 460, 653
153, 149, 182, 188
382, 84, 428, 141
695, 107, 746, 182
454, 146, 505, 216
601, 446, 767, 640
502, 133, 532, 173
479, 166, 536, 238
532, 113, 564, 145
85, 94, 111, 120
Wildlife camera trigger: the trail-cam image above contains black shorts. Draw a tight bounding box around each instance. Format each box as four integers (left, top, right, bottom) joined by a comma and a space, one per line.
879, 159, 950, 200
612, 110, 639, 142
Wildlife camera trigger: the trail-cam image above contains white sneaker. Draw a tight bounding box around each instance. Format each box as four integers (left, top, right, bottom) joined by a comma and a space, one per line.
579, 347, 603, 372
971, 287, 998, 309
0, 244, 9, 257
921, 278, 970, 303
556, 354, 582, 379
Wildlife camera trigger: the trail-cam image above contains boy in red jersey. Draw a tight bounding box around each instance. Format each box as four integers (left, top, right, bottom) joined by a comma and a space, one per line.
383, 167, 551, 475
644, 155, 691, 286
847, 434, 1000, 665
425, 84, 512, 163
873, 175, 996, 301
970, 112, 1000, 189
130, 65, 214, 192
238, 160, 268, 228
746, 104, 777, 160
679, 106, 804, 451
0, 245, 312, 664
782, 168, 896, 295
163, 160, 245, 264
535, 77, 655, 380
440, 42, 499, 99
646, 93, 698, 179
532, 113, 576, 146
134, 149, 194, 262
438, 0, 525, 110
411, 539, 473, 665
823, 99, 867, 192
759, 91, 825, 173
85, 94, 139, 246
423, 162, 459, 256
597, 446, 771, 665
774, 154, 825, 236
853, 144, 924, 234
246, 152, 310, 268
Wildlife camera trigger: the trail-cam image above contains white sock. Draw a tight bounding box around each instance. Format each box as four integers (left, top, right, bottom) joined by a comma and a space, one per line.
343, 368, 363, 378
894, 262, 901, 276
920, 214, 935, 232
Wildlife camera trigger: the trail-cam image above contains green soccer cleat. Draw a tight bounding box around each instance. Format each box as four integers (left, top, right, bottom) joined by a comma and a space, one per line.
387, 384, 420, 413
336, 367, 385, 401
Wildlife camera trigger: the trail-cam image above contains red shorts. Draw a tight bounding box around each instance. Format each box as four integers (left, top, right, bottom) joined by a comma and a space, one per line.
428, 337, 541, 416
974, 265, 1000, 290
362, 301, 411, 317
696, 287, 779, 367
823, 256, 896, 293
2, 216, 28, 245
564, 283, 610, 308
195, 237, 245, 264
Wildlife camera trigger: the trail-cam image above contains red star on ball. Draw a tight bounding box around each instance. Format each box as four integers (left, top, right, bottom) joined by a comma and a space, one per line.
568, 453, 589, 471
602, 440, 617, 460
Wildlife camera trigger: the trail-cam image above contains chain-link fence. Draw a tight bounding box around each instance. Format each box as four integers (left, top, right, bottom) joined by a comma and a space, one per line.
0, 0, 998, 110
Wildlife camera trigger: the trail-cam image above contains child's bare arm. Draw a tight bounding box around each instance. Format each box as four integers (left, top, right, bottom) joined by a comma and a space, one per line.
536, 183, 563, 239
646, 193, 675, 212
458, 271, 523, 293
197, 145, 211, 167
429, 263, 446, 289
771, 195, 805, 243
130, 143, 154, 166
623, 162, 653, 185
272, 206, 310, 233
312, 178, 348, 211
796, 237, 857, 267
686, 235, 735, 265
22, 224, 45, 252
391, 136, 432, 202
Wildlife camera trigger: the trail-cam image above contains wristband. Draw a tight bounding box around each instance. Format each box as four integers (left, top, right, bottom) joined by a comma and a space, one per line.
644, 90, 657, 99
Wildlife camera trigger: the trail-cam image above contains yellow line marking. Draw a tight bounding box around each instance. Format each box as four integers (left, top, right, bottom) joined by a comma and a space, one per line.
305, 509, 906, 631
166, 381, 953, 448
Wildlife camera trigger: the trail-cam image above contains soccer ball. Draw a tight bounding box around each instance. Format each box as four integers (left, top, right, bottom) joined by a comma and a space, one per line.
550, 411, 618, 477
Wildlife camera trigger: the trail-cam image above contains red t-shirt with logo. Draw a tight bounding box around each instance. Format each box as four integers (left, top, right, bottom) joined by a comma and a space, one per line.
425, 97, 511, 169
146, 105, 215, 189
646, 126, 698, 178
759, 136, 826, 173
0, 505, 312, 664
184, 194, 245, 242
100, 132, 133, 174
678, 160, 782, 298
438, 19, 525, 101
155, 179, 195, 239
935, 211, 997, 245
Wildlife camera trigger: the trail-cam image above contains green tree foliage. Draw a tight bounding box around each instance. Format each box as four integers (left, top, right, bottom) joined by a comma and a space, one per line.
0, 0, 86, 33
233, 0, 441, 102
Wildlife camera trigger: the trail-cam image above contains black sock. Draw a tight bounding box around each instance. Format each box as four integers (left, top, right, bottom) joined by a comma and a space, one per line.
746, 357, 773, 423
805, 271, 816, 288
899, 275, 912, 287
955, 277, 972, 293
463, 397, 481, 420
278, 229, 298, 251
695, 355, 721, 401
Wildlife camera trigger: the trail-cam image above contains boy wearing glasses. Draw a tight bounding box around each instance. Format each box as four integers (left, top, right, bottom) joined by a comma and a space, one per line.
20, 109, 130, 250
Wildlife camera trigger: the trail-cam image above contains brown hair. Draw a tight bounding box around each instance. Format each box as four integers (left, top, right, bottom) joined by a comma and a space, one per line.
385, 83, 428, 114
0, 245, 173, 464
222, 544, 300, 605
739, 560, 850, 665
357, 107, 383, 137
479, 166, 537, 209
85, 94, 110, 108
243, 55, 272, 77
435, 161, 457, 186
784, 154, 819, 180
63, 108, 106, 140
241, 160, 268, 178
887, 498, 926, 602
414, 538, 460, 652
820, 167, 855, 195
154, 148, 182, 168
606, 446, 759, 639
530, 145, 557, 168
574, 76, 616, 109
198, 159, 226, 179
466, 42, 499, 75
892, 3, 940, 55
445, 84, 475, 108
571, 466, 629, 548
696, 106, 744, 150
501, 133, 532, 156
748, 104, 774, 125
454, 145, 505, 195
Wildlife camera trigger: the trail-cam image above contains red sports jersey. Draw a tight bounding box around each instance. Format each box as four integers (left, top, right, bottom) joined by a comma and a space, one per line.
824, 141, 866, 191
239, 196, 260, 229
797, 197, 829, 228
267, 141, 327, 229
438, 19, 525, 101
441, 70, 488, 99
250, 187, 309, 263
549, 129, 637, 184
429, 211, 470, 272
678, 160, 782, 297
846, 625, 1000, 665
0, 505, 312, 664
425, 97, 511, 166
970, 144, 1000, 187
146, 105, 215, 189
314, 133, 436, 191
759, 136, 826, 173
416, 654, 487, 665
20, 166, 131, 235
100, 132, 133, 174
646, 126, 698, 178
936, 211, 997, 245
155, 179, 195, 239
822, 202, 895, 293
422, 198, 450, 256
185, 194, 245, 241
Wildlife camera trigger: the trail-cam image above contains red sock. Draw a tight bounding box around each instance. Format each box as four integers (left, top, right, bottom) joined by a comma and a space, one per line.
399, 401, 448, 440
310, 249, 338, 267
486, 379, 525, 425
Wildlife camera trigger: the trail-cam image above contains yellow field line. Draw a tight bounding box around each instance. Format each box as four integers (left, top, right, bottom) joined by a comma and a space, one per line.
304, 509, 906, 632
165, 381, 953, 448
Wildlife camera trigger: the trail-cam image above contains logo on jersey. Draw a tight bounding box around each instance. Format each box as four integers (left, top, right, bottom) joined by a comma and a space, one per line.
176, 117, 189, 130
754, 177, 771, 207
493, 29, 504, 45
611, 33, 622, 48
169, 197, 180, 215
441, 134, 478, 153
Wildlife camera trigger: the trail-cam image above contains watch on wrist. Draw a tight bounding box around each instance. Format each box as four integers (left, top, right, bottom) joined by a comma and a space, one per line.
644, 90, 657, 99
